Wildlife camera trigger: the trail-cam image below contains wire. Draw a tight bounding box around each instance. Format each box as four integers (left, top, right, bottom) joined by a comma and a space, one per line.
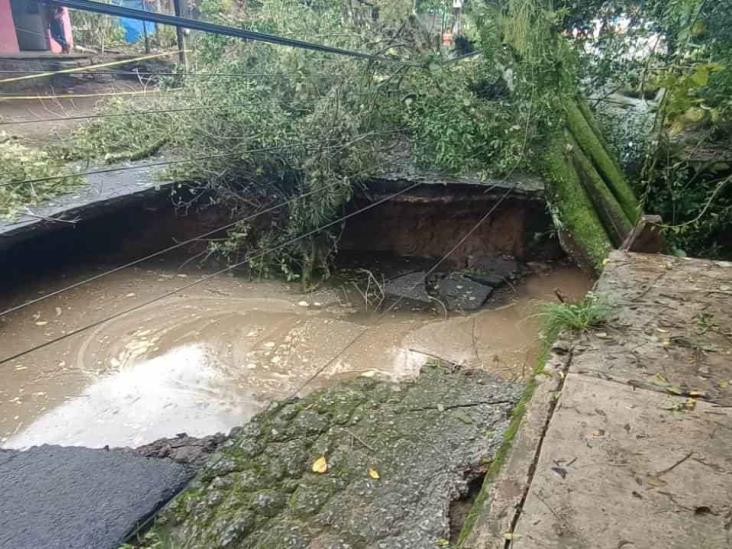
0, 104, 309, 126
1, 130, 398, 187
47, 0, 397, 62
0, 87, 389, 125
0, 89, 168, 101
0, 50, 187, 85
284, 89, 536, 397
0, 182, 421, 367
0, 181, 341, 319
0, 142, 315, 187
0, 70, 294, 79
0, 106, 208, 125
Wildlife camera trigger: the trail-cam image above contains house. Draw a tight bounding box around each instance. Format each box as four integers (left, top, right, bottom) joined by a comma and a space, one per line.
0, 0, 73, 54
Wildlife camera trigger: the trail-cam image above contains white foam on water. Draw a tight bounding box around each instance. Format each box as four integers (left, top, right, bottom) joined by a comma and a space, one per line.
5, 343, 258, 449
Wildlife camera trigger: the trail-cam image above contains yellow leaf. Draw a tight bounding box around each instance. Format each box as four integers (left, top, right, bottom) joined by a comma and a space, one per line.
368, 468, 380, 479
312, 455, 328, 474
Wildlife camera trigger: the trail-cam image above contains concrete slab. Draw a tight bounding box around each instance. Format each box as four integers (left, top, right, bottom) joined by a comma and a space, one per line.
0, 444, 193, 549
464, 252, 732, 549
574, 253, 732, 405
511, 373, 732, 549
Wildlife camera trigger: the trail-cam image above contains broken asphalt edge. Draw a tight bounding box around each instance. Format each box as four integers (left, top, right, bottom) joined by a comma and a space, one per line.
458, 337, 574, 548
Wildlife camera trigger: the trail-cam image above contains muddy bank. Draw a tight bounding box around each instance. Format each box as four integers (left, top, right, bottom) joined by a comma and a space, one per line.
149, 364, 522, 548
342, 181, 558, 265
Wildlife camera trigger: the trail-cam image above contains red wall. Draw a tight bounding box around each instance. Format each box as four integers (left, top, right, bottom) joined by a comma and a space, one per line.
0, 0, 20, 53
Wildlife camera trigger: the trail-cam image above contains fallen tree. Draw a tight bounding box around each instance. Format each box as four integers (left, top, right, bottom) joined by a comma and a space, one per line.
62, 0, 731, 276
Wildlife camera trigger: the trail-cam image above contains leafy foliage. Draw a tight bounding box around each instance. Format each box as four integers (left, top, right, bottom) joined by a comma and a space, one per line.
65, 0, 732, 275
0, 134, 82, 218
58, 98, 174, 164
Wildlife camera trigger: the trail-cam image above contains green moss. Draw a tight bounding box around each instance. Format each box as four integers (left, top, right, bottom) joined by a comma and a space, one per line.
149, 365, 523, 548
576, 99, 614, 154
456, 376, 538, 547
542, 134, 613, 271
455, 318, 576, 547
568, 135, 634, 246
565, 101, 640, 223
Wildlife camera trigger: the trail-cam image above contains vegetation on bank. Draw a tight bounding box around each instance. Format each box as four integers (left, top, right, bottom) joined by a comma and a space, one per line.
2, 0, 730, 267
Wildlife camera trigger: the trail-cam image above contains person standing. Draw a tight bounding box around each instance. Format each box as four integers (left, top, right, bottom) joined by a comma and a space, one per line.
46, 6, 70, 53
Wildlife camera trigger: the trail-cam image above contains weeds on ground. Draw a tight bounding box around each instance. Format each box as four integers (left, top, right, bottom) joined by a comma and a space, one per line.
539, 292, 611, 342
0, 134, 82, 218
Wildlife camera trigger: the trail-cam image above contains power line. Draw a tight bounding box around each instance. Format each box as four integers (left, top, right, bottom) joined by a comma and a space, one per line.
285, 182, 517, 399
283, 86, 538, 396
0, 106, 208, 125
0, 141, 326, 188
0, 70, 293, 79
0, 180, 340, 319
47, 0, 396, 62
0, 89, 168, 101
0, 50, 185, 85
0, 87, 390, 125
0, 181, 421, 367
0, 104, 309, 126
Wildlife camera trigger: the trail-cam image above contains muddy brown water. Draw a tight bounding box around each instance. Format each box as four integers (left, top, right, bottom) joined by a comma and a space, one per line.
0, 259, 590, 449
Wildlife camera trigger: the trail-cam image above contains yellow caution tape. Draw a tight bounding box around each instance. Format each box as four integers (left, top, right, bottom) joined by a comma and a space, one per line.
0, 50, 187, 85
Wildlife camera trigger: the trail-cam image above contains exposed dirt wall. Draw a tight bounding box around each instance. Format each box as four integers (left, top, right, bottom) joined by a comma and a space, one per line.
341, 185, 560, 266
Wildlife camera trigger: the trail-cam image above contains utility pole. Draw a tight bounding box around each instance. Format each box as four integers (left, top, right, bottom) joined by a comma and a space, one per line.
141, 0, 150, 53
172, 0, 187, 68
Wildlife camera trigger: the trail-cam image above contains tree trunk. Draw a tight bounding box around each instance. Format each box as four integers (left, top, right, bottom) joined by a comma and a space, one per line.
542, 132, 613, 271
540, 99, 641, 271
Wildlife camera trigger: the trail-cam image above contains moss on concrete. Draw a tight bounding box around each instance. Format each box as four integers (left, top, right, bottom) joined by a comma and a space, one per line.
151, 365, 523, 548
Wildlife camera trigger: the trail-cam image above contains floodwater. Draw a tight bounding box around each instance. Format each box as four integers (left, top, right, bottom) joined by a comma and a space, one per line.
0, 261, 591, 449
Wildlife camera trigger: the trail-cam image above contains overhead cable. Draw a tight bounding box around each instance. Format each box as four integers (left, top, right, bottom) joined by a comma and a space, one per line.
47, 0, 397, 62
0, 50, 186, 85
285, 182, 517, 399
0, 181, 421, 367
1, 130, 398, 187
0, 179, 341, 318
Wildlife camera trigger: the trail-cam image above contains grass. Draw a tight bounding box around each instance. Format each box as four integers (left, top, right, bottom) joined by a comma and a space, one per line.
539, 292, 612, 342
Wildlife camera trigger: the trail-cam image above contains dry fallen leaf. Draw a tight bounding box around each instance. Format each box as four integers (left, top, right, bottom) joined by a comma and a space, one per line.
312, 455, 328, 474
368, 468, 380, 479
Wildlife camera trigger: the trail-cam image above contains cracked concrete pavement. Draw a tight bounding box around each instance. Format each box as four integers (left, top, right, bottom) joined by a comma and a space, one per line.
465, 251, 732, 549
